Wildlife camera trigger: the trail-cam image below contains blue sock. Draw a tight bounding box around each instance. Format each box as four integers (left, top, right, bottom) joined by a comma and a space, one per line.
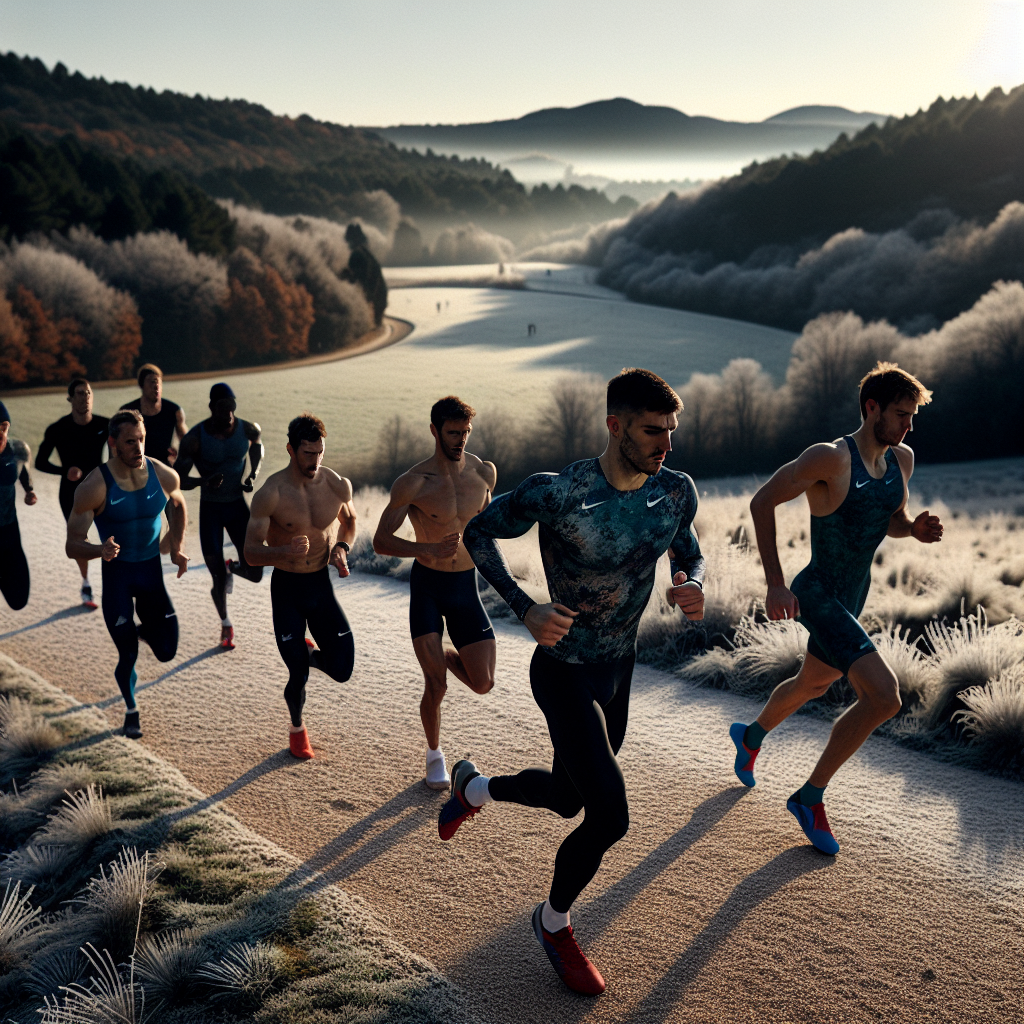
797, 781, 826, 807
743, 721, 768, 750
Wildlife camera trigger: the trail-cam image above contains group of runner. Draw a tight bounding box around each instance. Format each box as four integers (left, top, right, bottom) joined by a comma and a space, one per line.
0, 360, 942, 996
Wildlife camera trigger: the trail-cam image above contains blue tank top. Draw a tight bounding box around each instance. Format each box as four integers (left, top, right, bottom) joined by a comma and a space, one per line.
0, 439, 28, 528
94, 459, 167, 562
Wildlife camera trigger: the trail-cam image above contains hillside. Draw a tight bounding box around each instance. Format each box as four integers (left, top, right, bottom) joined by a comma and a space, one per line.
0, 52, 634, 229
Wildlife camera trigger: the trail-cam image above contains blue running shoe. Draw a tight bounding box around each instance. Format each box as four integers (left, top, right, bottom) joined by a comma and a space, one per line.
729, 722, 760, 787
787, 792, 840, 855
438, 759, 482, 841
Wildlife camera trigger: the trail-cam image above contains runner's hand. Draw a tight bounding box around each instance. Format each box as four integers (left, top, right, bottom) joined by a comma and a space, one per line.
102, 536, 120, 561
524, 602, 578, 647
290, 535, 310, 556
911, 509, 943, 544
428, 532, 461, 559
766, 584, 799, 620
167, 448, 177, 465
24, 490, 37, 505
330, 544, 350, 577
172, 550, 189, 578
242, 477, 254, 493
67, 466, 83, 482
670, 571, 704, 620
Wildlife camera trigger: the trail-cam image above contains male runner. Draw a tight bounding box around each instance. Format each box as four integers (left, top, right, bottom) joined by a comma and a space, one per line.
175, 383, 263, 649
446, 368, 706, 995
0, 401, 37, 610
66, 409, 189, 739
35, 378, 109, 607
373, 396, 497, 791
123, 364, 187, 465
731, 362, 942, 855
244, 413, 356, 759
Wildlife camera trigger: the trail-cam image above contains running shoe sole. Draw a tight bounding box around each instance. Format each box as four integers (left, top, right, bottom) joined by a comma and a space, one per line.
787, 794, 840, 855
437, 759, 481, 840
729, 722, 759, 787
531, 903, 606, 996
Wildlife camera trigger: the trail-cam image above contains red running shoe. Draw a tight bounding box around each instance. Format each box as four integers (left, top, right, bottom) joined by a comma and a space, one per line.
220, 625, 235, 650
437, 759, 483, 840
289, 727, 315, 759
531, 904, 606, 995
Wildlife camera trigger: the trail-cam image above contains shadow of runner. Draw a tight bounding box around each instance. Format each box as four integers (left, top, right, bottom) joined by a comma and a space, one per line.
618, 847, 835, 1024
575, 787, 749, 943
0, 604, 92, 641
164, 751, 294, 823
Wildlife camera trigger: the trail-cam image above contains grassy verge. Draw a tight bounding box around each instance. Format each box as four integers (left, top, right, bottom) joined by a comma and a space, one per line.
0, 654, 469, 1024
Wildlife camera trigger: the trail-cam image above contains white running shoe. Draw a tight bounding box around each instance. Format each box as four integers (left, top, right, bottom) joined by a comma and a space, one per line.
425, 750, 450, 791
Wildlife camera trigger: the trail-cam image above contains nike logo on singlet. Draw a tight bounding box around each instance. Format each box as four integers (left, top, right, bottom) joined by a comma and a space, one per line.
110, 496, 127, 504
647, 495, 667, 507
855, 479, 870, 488
581, 499, 608, 510
146, 489, 160, 499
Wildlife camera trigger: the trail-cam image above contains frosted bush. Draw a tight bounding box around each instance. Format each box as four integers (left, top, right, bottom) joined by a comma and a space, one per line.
197, 940, 286, 1003
955, 663, 1024, 773
0, 694, 62, 764
136, 928, 208, 1008
36, 786, 113, 849
71, 848, 162, 948
39, 943, 145, 1024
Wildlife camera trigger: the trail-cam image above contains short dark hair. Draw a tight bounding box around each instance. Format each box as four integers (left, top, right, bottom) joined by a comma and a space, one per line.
288, 412, 326, 449
67, 377, 91, 398
607, 368, 681, 417
109, 408, 144, 439
858, 362, 932, 419
137, 363, 162, 388
430, 396, 476, 431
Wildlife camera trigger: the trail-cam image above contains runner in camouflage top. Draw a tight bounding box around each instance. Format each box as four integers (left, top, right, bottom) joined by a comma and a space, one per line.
439, 369, 706, 997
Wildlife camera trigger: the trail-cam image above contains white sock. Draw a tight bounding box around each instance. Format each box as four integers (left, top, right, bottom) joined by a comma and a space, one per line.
541, 900, 570, 933
426, 748, 448, 786
221, 616, 232, 628
464, 774, 493, 807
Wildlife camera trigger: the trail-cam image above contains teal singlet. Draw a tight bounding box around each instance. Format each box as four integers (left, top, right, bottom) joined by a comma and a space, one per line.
94, 460, 167, 562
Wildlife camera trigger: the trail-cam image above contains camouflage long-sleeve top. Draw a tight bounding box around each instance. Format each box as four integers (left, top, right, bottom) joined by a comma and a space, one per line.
464, 458, 705, 664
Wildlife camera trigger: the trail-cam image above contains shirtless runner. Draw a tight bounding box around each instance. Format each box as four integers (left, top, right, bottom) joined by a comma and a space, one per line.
244, 413, 357, 759
373, 396, 497, 790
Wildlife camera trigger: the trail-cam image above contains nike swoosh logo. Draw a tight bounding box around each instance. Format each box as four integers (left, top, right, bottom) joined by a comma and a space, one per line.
165, 612, 176, 618
855, 479, 870, 488
147, 489, 161, 499
581, 499, 608, 510
337, 631, 350, 637
110, 496, 127, 504
886, 477, 897, 484
281, 634, 293, 641
647, 495, 667, 507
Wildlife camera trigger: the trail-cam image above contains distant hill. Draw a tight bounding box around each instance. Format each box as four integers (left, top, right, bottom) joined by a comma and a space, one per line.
0, 52, 634, 230
371, 97, 887, 159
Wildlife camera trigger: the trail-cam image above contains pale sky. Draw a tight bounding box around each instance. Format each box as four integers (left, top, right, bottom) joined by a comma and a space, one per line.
1, 0, 1021, 125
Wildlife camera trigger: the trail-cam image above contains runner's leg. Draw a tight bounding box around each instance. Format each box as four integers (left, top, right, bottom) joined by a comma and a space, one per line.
412, 633, 448, 751
134, 556, 178, 664
271, 569, 313, 728
305, 568, 354, 682
100, 559, 140, 709
0, 522, 30, 610
199, 502, 229, 620
224, 498, 263, 584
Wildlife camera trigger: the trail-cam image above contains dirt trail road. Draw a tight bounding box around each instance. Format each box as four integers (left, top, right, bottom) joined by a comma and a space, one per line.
3, 478, 1022, 1023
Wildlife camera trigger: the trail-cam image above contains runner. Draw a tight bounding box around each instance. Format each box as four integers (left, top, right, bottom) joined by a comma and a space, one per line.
175, 383, 263, 649
123, 364, 187, 465
0, 401, 37, 610
732, 362, 942, 855
373, 396, 497, 790
66, 409, 189, 739
243, 413, 356, 760
35, 378, 109, 607
448, 368, 706, 995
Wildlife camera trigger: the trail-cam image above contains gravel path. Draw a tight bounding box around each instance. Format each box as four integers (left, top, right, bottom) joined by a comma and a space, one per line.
3, 475, 1022, 1024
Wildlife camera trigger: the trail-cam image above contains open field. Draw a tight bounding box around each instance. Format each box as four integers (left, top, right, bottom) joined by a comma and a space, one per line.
2, 281, 796, 477
1, 473, 1022, 1024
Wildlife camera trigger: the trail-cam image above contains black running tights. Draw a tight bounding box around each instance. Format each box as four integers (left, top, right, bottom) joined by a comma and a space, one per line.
489, 647, 634, 912
200, 498, 263, 592
0, 522, 29, 610
271, 567, 354, 727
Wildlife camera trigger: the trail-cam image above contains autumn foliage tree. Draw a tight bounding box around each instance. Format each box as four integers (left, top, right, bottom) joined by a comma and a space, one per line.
0, 284, 86, 387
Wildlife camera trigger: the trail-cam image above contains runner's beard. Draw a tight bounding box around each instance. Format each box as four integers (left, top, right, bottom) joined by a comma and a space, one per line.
620, 428, 663, 476
441, 439, 464, 462
873, 420, 906, 447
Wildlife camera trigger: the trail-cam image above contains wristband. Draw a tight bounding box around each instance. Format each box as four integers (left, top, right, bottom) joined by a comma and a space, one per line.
333, 541, 351, 553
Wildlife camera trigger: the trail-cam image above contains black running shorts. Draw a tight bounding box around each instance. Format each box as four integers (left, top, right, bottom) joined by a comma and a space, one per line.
409, 561, 495, 650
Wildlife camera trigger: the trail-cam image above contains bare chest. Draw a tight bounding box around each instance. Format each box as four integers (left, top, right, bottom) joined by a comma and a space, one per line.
272, 486, 340, 534
409, 473, 489, 531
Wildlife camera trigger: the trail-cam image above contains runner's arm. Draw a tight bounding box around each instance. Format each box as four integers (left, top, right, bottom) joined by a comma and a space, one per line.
13, 441, 37, 504
154, 462, 189, 576
243, 482, 299, 566
65, 468, 116, 561
33, 426, 63, 476
372, 473, 460, 560
667, 480, 706, 618
243, 420, 263, 491
175, 406, 188, 441
886, 444, 942, 542
173, 428, 202, 489
463, 473, 561, 622
330, 474, 356, 575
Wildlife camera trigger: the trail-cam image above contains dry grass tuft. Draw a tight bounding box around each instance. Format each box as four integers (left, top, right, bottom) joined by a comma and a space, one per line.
197, 940, 287, 1005
0, 880, 43, 974
955, 663, 1024, 774
39, 943, 144, 1024
135, 927, 208, 1008
0, 695, 63, 770
36, 785, 114, 849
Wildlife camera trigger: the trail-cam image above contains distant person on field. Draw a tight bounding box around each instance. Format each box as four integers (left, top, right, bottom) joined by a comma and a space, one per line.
66, 409, 188, 739
373, 396, 497, 791
733, 362, 942, 855
175, 383, 264, 650
35, 379, 109, 607
0, 400, 37, 610
123, 364, 187, 465
243, 413, 356, 759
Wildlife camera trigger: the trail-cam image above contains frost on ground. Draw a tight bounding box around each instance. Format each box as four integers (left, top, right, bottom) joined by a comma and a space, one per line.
0, 656, 469, 1024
